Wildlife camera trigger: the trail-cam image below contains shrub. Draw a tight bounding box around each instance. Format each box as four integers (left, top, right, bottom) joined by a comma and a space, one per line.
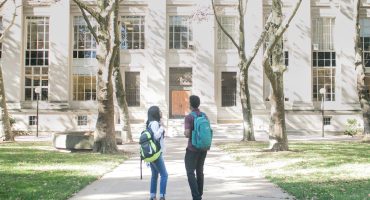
344, 119, 362, 136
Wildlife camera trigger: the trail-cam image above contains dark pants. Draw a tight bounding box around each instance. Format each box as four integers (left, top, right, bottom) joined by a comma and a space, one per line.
184, 149, 207, 200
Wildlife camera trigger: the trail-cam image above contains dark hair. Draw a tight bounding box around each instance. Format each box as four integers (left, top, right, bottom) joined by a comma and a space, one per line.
146, 106, 161, 128
189, 95, 200, 109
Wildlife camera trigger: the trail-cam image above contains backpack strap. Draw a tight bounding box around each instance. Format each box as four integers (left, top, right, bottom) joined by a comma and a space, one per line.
147, 121, 162, 142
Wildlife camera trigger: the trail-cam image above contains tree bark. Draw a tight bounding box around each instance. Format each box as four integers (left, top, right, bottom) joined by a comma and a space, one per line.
112, 4, 133, 143
0, 0, 16, 141
354, 0, 370, 141
239, 64, 255, 141
212, 0, 255, 141
264, 0, 289, 151
74, 0, 120, 153
0, 65, 13, 141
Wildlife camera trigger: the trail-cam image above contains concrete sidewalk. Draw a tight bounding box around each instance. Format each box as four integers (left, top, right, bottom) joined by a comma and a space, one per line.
69, 136, 293, 200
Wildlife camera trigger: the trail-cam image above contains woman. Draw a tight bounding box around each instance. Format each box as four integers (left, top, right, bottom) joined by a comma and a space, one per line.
146, 106, 168, 200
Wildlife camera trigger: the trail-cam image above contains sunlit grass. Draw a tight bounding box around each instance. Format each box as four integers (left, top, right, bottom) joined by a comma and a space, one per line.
0, 141, 128, 200
217, 141, 370, 200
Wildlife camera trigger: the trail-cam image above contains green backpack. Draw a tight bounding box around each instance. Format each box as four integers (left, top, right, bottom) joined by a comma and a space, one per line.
139, 128, 161, 162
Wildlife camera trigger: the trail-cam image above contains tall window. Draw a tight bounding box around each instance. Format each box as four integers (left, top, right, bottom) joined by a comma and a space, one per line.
125, 72, 140, 106
217, 16, 238, 49
121, 16, 145, 49
25, 17, 49, 101
360, 19, 370, 67
73, 16, 96, 59
169, 16, 192, 49
73, 74, 96, 101
312, 18, 336, 101
221, 72, 237, 107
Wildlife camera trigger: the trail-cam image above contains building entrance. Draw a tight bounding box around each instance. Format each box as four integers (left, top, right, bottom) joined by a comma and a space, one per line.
169, 68, 192, 118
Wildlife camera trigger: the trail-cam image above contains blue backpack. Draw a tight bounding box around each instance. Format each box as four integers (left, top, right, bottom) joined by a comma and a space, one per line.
191, 112, 213, 150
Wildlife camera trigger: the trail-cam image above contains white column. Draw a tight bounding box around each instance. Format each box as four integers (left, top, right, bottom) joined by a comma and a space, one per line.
48, 0, 70, 103
336, 0, 358, 108
193, 1, 216, 122
146, 0, 167, 110
2, 0, 23, 106
286, 0, 314, 109
245, 0, 264, 109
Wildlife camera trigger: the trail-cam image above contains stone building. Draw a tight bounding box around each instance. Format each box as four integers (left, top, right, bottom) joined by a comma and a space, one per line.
0, 0, 369, 136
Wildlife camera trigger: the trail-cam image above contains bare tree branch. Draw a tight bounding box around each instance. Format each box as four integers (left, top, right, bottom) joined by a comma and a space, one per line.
102, 0, 116, 18
263, 0, 302, 67
0, 0, 8, 9
243, 14, 273, 71
212, 0, 240, 50
73, 0, 102, 22
0, 0, 18, 42
78, 6, 99, 44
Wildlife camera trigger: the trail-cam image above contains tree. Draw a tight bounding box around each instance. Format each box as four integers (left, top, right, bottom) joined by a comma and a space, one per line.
263, 0, 301, 151
77, 0, 133, 144
0, 0, 18, 141
73, 0, 123, 153
211, 0, 258, 141
212, 0, 302, 143
112, 5, 133, 143
354, 0, 370, 141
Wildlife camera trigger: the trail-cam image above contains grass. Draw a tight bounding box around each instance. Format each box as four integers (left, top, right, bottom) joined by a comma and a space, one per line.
217, 141, 370, 200
0, 141, 128, 200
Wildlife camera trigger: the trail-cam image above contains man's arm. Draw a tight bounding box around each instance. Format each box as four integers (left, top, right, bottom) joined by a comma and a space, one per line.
184, 129, 191, 138
184, 114, 192, 138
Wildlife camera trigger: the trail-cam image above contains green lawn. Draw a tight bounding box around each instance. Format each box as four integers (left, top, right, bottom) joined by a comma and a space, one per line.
0, 141, 128, 200
217, 141, 370, 200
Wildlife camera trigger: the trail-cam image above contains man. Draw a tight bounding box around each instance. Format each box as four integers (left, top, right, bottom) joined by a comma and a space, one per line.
184, 95, 208, 200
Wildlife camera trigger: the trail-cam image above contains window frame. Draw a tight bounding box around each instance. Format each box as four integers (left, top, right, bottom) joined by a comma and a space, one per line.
125, 71, 140, 107
360, 18, 370, 67
217, 16, 238, 50
168, 16, 193, 50
72, 73, 97, 101
121, 16, 145, 50
72, 16, 97, 59
24, 16, 50, 101
312, 17, 336, 102
77, 115, 88, 126
221, 71, 237, 107
29, 116, 37, 126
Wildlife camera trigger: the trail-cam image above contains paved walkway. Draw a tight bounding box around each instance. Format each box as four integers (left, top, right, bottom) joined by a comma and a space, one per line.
69, 135, 293, 200
13, 124, 358, 200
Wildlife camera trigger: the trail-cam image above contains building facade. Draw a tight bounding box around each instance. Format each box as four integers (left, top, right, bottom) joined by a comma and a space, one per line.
0, 0, 369, 135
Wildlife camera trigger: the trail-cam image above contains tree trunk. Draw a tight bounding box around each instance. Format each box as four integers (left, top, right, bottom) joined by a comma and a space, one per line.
0, 0, 17, 141
113, 59, 133, 143
112, 2, 133, 143
0, 65, 13, 141
92, 1, 119, 153
240, 64, 255, 141
355, 0, 370, 141
265, 0, 289, 151
268, 73, 288, 151
94, 44, 117, 153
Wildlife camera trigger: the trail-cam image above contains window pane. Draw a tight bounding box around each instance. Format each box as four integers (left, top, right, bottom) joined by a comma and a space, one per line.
169, 16, 192, 49
217, 16, 238, 49
72, 74, 96, 101
222, 72, 237, 107
125, 72, 140, 106
121, 16, 145, 49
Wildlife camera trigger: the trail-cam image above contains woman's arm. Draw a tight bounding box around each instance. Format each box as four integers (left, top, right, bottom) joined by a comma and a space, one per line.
149, 121, 164, 140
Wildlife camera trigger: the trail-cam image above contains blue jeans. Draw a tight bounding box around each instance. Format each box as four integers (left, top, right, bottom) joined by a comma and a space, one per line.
185, 149, 207, 200
150, 154, 168, 197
